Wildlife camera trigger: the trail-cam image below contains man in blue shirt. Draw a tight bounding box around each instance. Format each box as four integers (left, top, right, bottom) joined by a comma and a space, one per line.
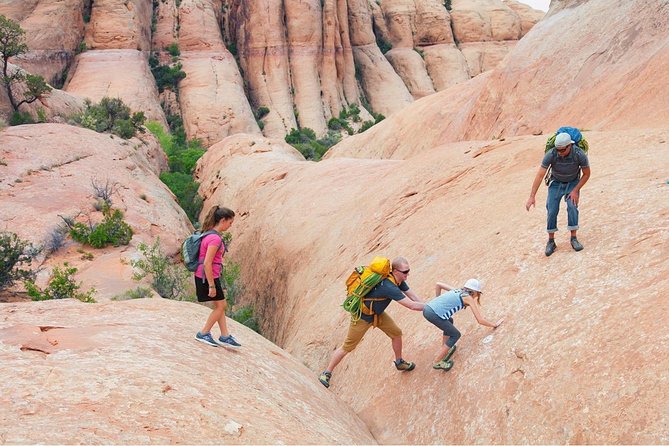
526, 132, 591, 256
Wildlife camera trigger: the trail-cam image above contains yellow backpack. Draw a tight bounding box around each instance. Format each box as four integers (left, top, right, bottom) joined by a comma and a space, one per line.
342, 256, 394, 323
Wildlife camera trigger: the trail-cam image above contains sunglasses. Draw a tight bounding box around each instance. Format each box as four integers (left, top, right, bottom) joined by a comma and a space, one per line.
556, 146, 570, 152
397, 269, 410, 274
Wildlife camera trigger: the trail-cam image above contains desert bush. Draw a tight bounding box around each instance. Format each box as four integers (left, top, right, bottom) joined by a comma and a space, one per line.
68, 204, 133, 248
159, 172, 203, 222
9, 111, 34, 126
285, 127, 341, 161
131, 239, 193, 301
358, 120, 375, 133
25, 262, 95, 302
91, 178, 119, 206
150, 60, 186, 93
166, 42, 180, 57
147, 120, 205, 223
43, 225, 69, 255
0, 232, 37, 290
111, 286, 153, 301
221, 259, 260, 333
75, 97, 145, 139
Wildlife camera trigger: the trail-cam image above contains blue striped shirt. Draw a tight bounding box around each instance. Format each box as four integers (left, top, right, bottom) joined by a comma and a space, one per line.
426, 289, 467, 320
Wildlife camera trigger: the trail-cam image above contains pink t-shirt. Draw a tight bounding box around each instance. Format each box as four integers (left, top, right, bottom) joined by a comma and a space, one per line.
194, 233, 225, 279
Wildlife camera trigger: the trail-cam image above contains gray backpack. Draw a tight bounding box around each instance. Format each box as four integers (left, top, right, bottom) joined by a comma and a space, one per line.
181, 230, 219, 272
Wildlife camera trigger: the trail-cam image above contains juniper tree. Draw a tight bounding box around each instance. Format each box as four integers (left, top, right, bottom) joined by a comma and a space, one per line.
0, 15, 51, 112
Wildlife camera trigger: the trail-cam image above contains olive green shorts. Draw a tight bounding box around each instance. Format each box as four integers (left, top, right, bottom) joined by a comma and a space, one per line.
341, 313, 403, 352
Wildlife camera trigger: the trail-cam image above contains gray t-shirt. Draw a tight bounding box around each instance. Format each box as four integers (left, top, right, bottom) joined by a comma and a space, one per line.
541, 147, 590, 183
360, 278, 409, 323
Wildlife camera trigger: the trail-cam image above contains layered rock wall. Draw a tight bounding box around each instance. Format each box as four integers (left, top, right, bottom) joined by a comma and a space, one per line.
327, 0, 669, 160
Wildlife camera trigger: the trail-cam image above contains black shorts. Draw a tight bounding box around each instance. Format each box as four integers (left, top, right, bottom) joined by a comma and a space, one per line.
195, 276, 225, 302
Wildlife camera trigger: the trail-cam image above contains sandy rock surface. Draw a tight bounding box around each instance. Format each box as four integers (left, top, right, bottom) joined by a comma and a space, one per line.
0, 124, 189, 300
195, 126, 669, 444
0, 298, 376, 444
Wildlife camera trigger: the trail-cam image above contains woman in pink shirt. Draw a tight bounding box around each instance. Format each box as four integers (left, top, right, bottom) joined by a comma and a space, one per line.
194, 206, 241, 348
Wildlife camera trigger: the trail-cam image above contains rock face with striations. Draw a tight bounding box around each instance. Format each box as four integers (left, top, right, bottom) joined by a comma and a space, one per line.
0, 0, 85, 86
327, 0, 669, 160
1, 0, 540, 144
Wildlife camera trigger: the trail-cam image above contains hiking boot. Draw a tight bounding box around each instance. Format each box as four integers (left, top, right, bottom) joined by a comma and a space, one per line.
195, 331, 218, 347
570, 237, 584, 251
394, 358, 416, 372
432, 359, 454, 371
443, 345, 457, 362
545, 239, 557, 257
218, 334, 241, 348
319, 371, 332, 388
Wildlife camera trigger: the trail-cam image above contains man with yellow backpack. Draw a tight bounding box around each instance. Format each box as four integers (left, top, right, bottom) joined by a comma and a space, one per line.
318, 256, 426, 388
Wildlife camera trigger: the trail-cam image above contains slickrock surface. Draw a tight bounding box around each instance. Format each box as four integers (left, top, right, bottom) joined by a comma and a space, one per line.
0, 298, 376, 444
65, 50, 168, 129
195, 126, 669, 444
0, 124, 189, 299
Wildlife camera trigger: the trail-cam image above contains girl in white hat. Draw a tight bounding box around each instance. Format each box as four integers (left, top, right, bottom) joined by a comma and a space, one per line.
423, 278, 503, 370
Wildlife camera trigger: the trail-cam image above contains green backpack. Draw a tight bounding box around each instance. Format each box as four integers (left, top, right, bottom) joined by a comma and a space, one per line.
543, 127, 589, 185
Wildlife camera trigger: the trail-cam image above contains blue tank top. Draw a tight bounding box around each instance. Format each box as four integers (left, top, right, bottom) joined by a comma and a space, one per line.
426, 289, 466, 319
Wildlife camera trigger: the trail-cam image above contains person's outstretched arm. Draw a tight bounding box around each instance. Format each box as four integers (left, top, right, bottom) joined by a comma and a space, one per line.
403, 289, 424, 303
462, 295, 503, 328
526, 166, 548, 211
435, 282, 453, 297
397, 295, 425, 311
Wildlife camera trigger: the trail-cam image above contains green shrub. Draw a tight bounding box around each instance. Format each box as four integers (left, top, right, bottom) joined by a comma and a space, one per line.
75, 97, 145, 139
285, 127, 342, 161
69, 204, 133, 248
327, 117, 343, 130
9, 111, 35, 126
131, 239, 193, 301
221, 251, 260, 333
146, 120, 205, 223
0, 232, 37, 290
159, 172, 203, 222
25, 262, 95, 303
36, 107, 47, 123
255, 106, 269, 120
151, 62, 186, 93
359, 120, 374, 133
166, 42, 180, 57
111, 286, 153, 301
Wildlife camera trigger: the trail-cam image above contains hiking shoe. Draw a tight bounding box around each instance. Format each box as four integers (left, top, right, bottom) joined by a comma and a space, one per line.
195, 331, 218, 347
545, 239, 557, 257
432, 359, 454, 371
218, 334, 241, 348
570, 237, 584, 251
394, 358, 416, 372
319, 371, 332, 388
443, 345, 457, 362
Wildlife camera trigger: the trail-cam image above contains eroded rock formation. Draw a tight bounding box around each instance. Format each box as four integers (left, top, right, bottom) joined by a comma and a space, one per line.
1, 0, 541, 144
